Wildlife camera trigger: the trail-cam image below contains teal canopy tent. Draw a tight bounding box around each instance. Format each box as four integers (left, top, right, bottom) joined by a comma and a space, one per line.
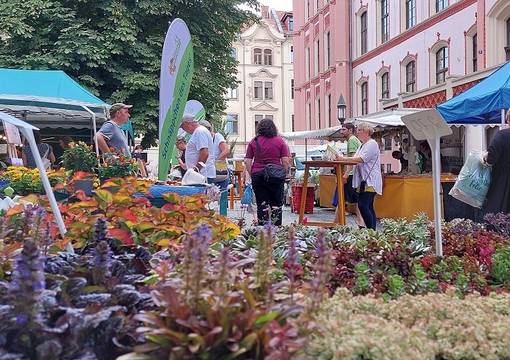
0, 68, 110, 155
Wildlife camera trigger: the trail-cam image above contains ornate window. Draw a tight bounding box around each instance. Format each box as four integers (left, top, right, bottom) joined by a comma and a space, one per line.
264, 82, 273, 100
472, 34, 478, 72
435, 46, 449, 84
314, 39, 320, 75
254, 81, 263, 100
506, 18, 510, 60
381, 0, 390, 43
306, 47, 311, 79
381, 72, 390, 99
405, 0, 416, 29
435, 0, 448, 13
406, 61, 416, 92
253, 48, 262, 65
324, 31, 331, 68
360, 12, 368, 55
263, 49, 273, 66
361, 82, 368, 115
225, 114, 239, 135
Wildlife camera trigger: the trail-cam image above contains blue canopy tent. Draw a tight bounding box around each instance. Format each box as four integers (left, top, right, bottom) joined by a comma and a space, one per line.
0, 68, 110, 155
437, 60, 510, 124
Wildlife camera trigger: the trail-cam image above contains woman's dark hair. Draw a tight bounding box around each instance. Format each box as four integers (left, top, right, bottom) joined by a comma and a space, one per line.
33, 131, 42, 145
256, 118, 278, 138
60, 136, 73, 148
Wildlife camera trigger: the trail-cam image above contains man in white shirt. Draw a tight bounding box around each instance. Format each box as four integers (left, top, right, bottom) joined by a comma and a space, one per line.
180, 114, 216, 181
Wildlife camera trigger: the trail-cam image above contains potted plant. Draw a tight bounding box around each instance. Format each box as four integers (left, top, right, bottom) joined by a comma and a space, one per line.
97, 152, 138, 181
62, 142, 97, 195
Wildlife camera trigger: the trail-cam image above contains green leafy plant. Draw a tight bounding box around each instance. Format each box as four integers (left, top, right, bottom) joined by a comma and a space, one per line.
353, 262, 371, 295
62, 141, 97, 174
490, 246, 510, 286
97, 153, 138, 179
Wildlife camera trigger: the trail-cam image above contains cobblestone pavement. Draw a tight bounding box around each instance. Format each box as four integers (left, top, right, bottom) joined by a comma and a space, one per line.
223, 203, 360, 228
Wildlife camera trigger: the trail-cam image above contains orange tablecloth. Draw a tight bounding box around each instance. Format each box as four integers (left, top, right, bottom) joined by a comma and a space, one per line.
374, 175, 456, 220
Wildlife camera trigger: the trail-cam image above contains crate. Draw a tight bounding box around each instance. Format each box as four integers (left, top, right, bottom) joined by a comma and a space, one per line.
291, 185, 314, 213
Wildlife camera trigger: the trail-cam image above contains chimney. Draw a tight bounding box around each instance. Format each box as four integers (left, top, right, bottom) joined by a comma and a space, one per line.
261, 5, 269, 18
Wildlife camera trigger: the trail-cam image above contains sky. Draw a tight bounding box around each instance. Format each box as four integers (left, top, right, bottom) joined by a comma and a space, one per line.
257, 0, 293, 11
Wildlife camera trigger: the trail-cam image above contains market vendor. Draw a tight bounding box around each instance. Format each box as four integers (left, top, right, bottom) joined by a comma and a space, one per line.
96, 102, 132, 157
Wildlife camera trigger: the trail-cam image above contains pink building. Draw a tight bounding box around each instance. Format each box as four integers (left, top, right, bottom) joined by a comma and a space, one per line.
292, 0, 351, 141
351, 0, 510, 157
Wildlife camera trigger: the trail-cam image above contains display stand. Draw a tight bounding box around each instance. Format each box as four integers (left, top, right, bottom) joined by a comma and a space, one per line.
299, 160, 356, 227
402, 109, 452, 257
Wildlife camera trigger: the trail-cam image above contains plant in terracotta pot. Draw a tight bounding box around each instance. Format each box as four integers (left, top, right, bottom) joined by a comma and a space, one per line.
62, 142, 97, 195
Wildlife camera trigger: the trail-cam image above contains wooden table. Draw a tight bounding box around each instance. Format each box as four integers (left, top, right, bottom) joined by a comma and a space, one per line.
299, 160, 357, 227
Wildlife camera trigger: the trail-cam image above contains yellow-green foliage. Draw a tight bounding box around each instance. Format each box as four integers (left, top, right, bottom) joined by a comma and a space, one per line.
307, 288, 510, 360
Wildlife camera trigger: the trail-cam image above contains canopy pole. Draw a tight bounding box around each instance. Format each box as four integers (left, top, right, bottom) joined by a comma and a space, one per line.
81, 105, 100, 165
20, 128, 68, 242
428, 136, 443, 257
305, 139, 308, 161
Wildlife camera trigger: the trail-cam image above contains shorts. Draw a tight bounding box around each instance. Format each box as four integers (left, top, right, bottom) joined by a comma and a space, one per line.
332, 175, 358, 206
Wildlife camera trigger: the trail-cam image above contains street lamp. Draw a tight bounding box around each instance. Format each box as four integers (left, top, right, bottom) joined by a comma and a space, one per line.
337, 94, 346, 125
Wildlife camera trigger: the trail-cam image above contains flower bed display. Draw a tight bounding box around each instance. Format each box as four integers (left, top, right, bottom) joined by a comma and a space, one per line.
307, 289, 510, 360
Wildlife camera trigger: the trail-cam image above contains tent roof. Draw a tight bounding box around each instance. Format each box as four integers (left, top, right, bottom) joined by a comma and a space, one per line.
281, 108, 424, 140
351, 108, 426, 127
0, 68, 109, 129
437, 60, 510, 124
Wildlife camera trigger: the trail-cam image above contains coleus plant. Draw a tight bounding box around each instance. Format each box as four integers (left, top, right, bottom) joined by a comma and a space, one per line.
39, 177, 240, 252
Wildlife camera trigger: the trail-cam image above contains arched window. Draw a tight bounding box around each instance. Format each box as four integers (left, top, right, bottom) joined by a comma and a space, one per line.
506, 18, 510, 60
360, 12, 368, 55
361, 82, 368, 115
381, 72, 390, 99
264, 49, 273, 65
253, 48, 262, 65
405, 0, 416, 29
381, 0, 390, 43
435, 46, 449, 84
406, 61, 416, 92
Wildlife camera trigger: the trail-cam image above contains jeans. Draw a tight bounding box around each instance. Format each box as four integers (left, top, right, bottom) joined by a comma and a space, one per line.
357, 191, 377, 230
251, 171, 284, 226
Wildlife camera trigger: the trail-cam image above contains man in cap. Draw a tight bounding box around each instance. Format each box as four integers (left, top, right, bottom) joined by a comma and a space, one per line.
96, 102, 132, 157
199, 119, 229, 215
180, 114, 216, 181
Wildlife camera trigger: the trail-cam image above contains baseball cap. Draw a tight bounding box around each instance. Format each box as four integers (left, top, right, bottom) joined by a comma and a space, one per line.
199, 119, 212, 129
181, 113, 198, 124
109, 103, 133, 117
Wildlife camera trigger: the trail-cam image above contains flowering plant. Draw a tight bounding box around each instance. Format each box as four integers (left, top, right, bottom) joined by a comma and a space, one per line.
61, 141, 97, 175
97, 152, 138, 179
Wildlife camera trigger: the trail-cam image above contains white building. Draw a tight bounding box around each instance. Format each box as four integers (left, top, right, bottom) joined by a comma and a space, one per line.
225, 6, 294, 156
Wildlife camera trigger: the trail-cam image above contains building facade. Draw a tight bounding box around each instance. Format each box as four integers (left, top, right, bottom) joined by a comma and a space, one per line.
351, 0, 510, 155
224, 6, 294, 156
292, 0, 352, 153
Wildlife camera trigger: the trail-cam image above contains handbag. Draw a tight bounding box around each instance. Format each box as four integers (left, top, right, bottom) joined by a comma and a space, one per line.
255, 137, 286, 183
355, 143, 377, 194
41, 144, 51, 170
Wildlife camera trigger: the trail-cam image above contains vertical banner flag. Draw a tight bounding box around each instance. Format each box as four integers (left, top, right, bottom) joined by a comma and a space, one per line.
158, 18, 194, 180
184, 100, 205, 121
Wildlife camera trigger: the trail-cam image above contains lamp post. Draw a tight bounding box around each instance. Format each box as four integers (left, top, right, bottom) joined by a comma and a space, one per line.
337, 94, 346, 125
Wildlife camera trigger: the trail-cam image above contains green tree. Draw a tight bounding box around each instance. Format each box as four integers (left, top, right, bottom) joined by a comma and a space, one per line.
0, 0, 258, 147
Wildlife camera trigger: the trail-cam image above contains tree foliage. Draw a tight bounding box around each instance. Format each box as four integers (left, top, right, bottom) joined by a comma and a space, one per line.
0, 0, 258, 146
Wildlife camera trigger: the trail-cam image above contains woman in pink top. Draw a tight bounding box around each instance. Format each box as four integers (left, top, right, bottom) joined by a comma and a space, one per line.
244, 118, 291, 226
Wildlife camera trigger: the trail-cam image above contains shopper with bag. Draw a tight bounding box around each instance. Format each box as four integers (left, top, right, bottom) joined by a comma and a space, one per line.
483, 112, 510, 214
199, 119, 230, 216
244, 118, 291, 226
336, 122, 382, 230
